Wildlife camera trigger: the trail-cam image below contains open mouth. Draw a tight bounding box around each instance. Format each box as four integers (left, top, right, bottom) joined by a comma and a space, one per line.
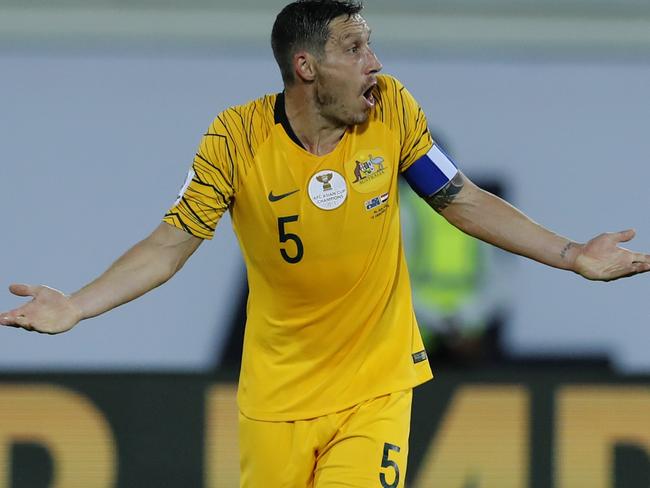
362, 85, 376, 107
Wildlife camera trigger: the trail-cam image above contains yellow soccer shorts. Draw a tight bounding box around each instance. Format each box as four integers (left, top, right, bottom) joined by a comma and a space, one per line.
239, 389, 412, 488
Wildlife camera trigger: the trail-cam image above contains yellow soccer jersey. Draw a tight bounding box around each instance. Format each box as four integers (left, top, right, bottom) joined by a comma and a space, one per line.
164, 74, 434, 421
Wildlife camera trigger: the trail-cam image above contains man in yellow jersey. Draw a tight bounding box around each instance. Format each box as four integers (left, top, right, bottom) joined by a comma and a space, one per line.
2, 1, 650, 486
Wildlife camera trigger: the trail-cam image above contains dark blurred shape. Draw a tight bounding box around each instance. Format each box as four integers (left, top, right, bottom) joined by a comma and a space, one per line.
219, 277, 248, 372
614, 443, 650, 488
11, 443, 52, 488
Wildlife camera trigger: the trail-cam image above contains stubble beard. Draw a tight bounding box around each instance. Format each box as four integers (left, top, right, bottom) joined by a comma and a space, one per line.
315, 81, 368, 127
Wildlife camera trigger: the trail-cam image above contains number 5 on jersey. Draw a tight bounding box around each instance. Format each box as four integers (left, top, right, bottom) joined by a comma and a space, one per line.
380, 442, 401, 488
277, 215, 304, 264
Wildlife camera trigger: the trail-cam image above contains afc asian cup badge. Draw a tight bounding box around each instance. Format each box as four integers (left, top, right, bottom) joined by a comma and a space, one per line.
308, 170, 348, 210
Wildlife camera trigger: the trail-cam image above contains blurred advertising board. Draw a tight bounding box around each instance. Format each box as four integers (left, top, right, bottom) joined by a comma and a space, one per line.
0, 368, 647, 487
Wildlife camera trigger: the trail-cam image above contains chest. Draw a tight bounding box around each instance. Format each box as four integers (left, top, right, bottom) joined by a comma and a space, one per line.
231, 125, 402, 266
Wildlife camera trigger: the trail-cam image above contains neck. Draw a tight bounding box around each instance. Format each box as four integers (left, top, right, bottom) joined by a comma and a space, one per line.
283, 86, 346, 156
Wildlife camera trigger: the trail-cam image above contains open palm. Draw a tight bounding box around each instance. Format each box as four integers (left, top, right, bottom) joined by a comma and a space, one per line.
574, 229, 650, 281
0, 284, 81, 334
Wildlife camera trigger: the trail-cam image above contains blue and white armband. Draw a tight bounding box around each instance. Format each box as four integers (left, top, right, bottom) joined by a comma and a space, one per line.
402, 145, 459, 198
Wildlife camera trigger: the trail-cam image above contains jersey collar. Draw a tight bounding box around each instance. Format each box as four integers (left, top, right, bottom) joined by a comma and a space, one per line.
274, 92, 306, 150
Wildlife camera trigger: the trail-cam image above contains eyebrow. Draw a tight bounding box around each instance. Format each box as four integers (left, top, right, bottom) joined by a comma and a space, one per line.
340, 28, 371, 42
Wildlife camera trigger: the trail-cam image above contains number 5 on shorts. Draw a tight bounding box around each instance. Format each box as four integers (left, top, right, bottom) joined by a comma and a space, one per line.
379, 442, 401, 488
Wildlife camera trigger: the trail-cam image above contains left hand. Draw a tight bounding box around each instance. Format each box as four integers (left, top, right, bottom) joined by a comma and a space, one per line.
574, 229, 650, 281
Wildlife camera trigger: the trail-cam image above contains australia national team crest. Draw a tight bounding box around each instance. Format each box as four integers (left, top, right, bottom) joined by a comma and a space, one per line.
308, 169, 348, 210
344, 150, 390, 193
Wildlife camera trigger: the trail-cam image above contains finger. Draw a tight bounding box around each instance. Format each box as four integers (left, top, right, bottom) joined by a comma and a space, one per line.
8, 283, 37, 298
0, 319, 24, 330
632, 253, 650, 264
631, 261, 650, 274
0, 314, 15, 326
0, 313, 32, 330
15, 314, 35, 331
0, 301, 32, 322
0, 309, 21, 325
615, 229, 636, 243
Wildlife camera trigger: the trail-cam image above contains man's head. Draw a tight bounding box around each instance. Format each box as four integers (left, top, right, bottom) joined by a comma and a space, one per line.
272, 0, 383, 126
272, 0, 363, 86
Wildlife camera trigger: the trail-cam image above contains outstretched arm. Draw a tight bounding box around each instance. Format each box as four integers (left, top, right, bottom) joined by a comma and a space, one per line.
0, 222, 203, 334
429, 172, 650, 281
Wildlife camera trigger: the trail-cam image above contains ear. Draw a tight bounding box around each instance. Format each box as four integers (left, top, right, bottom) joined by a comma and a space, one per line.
293, 51, 317, 83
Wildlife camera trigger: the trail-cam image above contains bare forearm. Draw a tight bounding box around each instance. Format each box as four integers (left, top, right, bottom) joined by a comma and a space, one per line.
0, 223, 201, 335
71, 223, 201, 320
437, 175, 581, 271
70, 243, 171, 320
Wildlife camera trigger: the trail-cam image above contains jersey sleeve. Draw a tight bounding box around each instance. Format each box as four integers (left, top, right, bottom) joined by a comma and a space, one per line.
163, 111, 238, 240
379, 76, 434, 172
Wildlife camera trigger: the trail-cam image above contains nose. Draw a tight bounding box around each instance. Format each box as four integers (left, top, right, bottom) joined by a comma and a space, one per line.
367, 47, 382, 74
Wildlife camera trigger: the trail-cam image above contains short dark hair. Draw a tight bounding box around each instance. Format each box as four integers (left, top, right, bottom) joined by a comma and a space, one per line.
271, 0, 364, 86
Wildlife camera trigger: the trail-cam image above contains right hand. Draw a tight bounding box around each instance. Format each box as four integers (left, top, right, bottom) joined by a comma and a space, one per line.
0, 284, 82, 334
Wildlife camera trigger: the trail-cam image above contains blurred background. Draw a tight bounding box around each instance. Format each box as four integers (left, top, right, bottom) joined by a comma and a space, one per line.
1, 0, 649, 486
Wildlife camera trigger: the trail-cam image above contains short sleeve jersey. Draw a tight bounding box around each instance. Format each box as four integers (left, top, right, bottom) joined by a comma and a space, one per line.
164, 74, 434, 421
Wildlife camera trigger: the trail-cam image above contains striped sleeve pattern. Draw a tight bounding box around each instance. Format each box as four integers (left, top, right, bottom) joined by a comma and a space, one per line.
163, 111, 238, 239
374, 75, 434, 172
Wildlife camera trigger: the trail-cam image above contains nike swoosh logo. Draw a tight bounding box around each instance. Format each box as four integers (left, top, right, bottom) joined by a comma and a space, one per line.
268, 189, 299, 202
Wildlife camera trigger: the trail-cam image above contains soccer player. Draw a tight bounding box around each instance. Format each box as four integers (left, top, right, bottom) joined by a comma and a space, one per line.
2, 1, 649, 486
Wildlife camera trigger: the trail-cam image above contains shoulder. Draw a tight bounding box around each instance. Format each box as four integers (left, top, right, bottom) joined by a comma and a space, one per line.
374, 74, 410, 106
198, 93, 279, 190
377, 73, 404, 91
372, 74, 427, 127
208, 93, 278, 146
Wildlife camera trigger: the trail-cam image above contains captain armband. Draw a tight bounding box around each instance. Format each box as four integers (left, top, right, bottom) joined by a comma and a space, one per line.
402, 145, 459, 198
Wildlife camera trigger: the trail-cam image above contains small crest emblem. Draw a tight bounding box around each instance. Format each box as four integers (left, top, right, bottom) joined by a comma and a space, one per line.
308, 170, 347, 210
353, 155, 385, 183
